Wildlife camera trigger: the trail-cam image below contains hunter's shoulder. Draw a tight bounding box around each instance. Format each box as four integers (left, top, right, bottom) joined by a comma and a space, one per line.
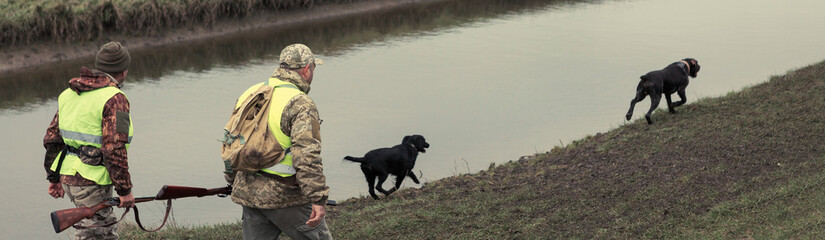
286, 94, 318, 113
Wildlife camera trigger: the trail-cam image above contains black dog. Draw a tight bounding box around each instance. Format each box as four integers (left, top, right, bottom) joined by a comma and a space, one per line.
344, 135, 429, 200
626, 58, 700, 124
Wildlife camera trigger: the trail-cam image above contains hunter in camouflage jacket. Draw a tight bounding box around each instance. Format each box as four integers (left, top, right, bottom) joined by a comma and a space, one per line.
225, 67, 329, 209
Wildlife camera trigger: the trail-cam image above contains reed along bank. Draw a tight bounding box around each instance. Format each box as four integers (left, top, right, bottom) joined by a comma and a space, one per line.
0, 0, 463, 73
118, 58, 825, 239
0, 0, 356, 45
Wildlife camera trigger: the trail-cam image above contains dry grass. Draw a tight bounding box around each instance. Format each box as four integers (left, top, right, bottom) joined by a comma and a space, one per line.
0, 0, 358, 45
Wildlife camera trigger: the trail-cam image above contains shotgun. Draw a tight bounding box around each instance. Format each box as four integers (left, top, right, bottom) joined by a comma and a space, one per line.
50, 185, 336, 233
50, 185, 231, 233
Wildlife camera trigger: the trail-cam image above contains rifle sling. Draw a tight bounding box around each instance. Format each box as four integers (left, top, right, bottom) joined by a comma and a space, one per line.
133, 199, 173, 232
72, 199, 173, 232
53, 148, 67, 178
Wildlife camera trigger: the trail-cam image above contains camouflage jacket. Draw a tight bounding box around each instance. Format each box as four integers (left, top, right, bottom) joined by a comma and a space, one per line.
43, 67, 133, 196
227, 68, 329, 209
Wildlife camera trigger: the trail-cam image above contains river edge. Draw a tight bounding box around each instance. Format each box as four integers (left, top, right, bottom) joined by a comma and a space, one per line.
0, 0, 449, 75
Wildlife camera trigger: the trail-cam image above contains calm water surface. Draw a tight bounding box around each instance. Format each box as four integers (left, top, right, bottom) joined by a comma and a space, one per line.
2, 0, 825, 238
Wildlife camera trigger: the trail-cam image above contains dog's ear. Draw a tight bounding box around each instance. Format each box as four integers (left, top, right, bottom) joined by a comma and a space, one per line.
692, 63, 700, 77
689, 59, 699, 78
402, 135, 411, 144
683, 58, 699, 78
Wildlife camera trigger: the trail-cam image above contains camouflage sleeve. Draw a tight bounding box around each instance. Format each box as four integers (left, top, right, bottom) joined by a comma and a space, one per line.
101, 93, 132, 196
284, 94, 329, 205
43, 112, 64, 183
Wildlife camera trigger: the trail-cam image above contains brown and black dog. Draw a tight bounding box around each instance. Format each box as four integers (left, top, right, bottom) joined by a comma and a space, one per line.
344, 135, 429, 200
626, 58, 700, 124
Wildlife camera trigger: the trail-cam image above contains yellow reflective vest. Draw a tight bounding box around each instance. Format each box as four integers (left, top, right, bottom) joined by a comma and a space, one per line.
50, 86, 133, 185
234, 78, 303, 177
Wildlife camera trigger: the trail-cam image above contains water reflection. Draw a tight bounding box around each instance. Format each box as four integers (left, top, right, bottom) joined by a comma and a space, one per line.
0, 0, 585, 112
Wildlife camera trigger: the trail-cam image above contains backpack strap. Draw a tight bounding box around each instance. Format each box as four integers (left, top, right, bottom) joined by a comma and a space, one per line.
267, 78, 300, 90
266, 78, 301, 153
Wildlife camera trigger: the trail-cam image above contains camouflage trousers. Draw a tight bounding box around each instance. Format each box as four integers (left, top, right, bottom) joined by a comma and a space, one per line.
64, 184, 118, 240
242, 203, 333, 240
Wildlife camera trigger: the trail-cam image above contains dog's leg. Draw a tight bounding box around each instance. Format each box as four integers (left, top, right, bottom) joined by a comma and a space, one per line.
671, 88, 688, 109
364, 173, 379, 200
665, 93, 676, 113
626, 89, 647, 120
645, 93, 661, 124
375, 174, 392, 196
407, 171, 420, 184
388, 174, 406, 194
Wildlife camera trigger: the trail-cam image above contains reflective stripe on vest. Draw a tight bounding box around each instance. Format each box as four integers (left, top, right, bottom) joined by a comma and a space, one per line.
50, 86, 133, 185
59, 129, 133, 145
236, 78, 302, 177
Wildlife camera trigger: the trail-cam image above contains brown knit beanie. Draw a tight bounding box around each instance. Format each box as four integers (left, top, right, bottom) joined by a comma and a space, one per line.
95, 41, 131, 73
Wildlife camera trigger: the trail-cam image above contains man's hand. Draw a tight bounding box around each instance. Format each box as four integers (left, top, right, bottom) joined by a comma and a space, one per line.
118, 193, 135, 208
306, 204, 326, 227
48, 182, 64, 198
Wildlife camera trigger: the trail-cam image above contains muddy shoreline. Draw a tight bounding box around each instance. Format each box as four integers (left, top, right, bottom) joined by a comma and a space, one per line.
0, 0, 447, 75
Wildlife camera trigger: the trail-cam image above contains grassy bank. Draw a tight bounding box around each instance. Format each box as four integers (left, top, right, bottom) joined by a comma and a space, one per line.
121, 60, 825, 239
0, 0, 356, 45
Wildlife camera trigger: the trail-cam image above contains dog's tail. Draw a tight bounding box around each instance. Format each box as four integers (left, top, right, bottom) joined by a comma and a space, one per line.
343, 156, 365, 163
640, 75, 650, 81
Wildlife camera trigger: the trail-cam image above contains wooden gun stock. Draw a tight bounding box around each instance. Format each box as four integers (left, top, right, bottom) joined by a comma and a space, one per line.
155, 185, 232, 200
50, 197, 154, 233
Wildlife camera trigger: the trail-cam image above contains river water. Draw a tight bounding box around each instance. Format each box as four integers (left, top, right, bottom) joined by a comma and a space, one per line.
2, 0, 824, 239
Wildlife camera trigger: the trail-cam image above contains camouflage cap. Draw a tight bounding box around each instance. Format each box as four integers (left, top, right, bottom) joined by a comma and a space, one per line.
279, 43, 323, 69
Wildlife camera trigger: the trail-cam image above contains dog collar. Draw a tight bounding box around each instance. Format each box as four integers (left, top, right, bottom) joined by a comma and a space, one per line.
679, 60, 691, 74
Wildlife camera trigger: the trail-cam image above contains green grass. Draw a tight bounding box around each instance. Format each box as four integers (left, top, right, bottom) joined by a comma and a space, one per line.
659, 160, 825, 239
119, 221, 242, 240
122, 60, 825, 239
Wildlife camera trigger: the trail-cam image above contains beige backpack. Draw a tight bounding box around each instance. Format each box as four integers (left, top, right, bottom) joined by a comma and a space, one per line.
219, 84, 286, 173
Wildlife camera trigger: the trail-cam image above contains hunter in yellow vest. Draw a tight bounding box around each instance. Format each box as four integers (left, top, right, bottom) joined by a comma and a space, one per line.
232, 77, 302, 178
43, 41, 136, 240
225, 43, 332, 239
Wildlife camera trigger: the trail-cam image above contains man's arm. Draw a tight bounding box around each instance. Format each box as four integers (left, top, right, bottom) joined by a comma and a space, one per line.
286, 95, 329, 206
101, 93, 132, 196
44, 112, 66, 198
43, 112, 63, 183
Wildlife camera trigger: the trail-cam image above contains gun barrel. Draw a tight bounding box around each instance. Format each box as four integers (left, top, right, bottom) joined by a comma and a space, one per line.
134, 197, 156, 203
